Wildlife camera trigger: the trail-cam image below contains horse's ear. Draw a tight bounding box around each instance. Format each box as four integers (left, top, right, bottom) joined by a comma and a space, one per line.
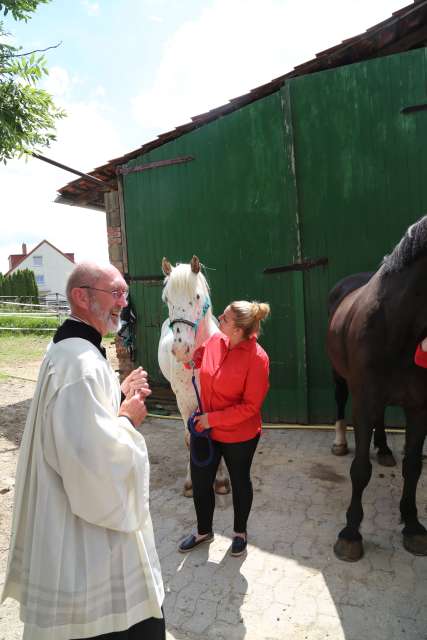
162, 257, 172, 276
191, 255, 200, 274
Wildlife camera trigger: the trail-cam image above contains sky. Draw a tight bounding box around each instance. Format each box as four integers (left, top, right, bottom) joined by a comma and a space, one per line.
0, 0, 407, 274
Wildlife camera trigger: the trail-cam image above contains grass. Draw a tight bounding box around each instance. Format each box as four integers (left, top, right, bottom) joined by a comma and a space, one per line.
0, 321, 117, 373
0, 314, 61, 333
0, 334, 52, 369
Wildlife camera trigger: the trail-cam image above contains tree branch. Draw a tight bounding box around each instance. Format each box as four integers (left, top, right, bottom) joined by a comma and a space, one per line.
10, 41, 62, 57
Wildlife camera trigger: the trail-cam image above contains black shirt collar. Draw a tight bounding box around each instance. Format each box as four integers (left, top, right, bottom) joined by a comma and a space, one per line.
53, 318, 106, 359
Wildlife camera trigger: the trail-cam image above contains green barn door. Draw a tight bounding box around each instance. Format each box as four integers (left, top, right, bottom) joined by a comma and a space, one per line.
122, 92, 306, 423
289, 47, 427, 423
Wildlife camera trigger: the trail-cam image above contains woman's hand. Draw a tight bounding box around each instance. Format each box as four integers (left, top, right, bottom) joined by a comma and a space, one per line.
121, 367, 151, 400
195, 413, 211, 431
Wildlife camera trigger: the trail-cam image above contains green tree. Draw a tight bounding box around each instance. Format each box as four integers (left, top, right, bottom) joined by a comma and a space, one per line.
3, 274, 12, 297
16, 270, 25, 299
26, 268, 39, 302
0, 0, 65, 163
10, 272, 18, 296
20, 268, 33, 299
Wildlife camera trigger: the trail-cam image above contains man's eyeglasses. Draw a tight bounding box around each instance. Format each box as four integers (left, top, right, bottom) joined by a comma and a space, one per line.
79, 286, 129, 300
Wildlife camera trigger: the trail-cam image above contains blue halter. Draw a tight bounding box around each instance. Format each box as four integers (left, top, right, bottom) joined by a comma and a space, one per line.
169, 296, 211, 332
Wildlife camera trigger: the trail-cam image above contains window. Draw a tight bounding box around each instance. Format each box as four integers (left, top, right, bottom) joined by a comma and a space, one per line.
35, 274, 45, 285
33, 255, 43, 266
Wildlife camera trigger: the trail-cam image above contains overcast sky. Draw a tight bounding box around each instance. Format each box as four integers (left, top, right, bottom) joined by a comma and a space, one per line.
0, 0, 406, 273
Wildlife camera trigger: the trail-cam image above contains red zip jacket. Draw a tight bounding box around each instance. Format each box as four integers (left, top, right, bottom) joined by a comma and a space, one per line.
415, 343, 427, 368
191, 332, 270, 443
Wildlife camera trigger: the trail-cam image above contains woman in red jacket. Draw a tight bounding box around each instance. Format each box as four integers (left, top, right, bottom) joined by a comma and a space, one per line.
178, 300, 270, 557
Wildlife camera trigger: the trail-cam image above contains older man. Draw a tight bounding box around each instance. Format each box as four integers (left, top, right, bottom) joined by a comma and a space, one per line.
1, 263, 165, 640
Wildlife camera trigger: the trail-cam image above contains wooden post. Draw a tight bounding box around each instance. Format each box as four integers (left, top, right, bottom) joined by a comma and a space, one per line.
104, 190, 124, 274
104, 189, 133, 381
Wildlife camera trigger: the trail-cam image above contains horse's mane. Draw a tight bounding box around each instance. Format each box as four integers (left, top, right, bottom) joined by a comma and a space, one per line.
381, 215, 427, 275
162, 263, 210, 301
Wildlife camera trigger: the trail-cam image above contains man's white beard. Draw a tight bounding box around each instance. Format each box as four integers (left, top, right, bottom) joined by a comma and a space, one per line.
108, 315, 122, 333
89, 300, 121, 333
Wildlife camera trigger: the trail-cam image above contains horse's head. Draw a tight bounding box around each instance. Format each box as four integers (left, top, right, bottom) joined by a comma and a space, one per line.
161, 255, 211, 363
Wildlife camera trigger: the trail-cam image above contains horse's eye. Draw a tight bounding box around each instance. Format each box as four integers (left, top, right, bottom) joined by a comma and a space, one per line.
196, 294, 200, 300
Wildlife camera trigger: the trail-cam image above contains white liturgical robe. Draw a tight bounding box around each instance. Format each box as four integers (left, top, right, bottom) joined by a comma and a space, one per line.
1, 337, 164, 640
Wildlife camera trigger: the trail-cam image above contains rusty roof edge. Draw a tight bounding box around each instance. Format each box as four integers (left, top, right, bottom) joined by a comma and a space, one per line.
54, 194, 106, 212
294, 1, 426, 65
58, 81, 291, 197
57, 0, 427, 202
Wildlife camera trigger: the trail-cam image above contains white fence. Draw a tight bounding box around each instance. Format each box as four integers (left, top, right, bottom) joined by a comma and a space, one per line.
0, 295, 69, 332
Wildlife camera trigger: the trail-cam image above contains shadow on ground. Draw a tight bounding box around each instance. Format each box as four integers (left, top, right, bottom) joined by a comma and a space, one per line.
0, 391, 32, 446
145, 418, 427, 640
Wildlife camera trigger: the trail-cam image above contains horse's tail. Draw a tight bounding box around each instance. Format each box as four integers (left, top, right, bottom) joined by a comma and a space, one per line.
327, 271, 374, 319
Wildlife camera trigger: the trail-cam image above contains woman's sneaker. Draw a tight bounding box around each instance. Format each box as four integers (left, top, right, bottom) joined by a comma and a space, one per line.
231, 536, 247, 557
178, 532, 214, 553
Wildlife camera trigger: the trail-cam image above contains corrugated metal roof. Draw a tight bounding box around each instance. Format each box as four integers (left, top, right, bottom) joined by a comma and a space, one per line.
57, 0, 427, 211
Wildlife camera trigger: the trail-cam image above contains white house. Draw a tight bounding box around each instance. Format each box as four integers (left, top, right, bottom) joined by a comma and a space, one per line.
6, 240, 75, 299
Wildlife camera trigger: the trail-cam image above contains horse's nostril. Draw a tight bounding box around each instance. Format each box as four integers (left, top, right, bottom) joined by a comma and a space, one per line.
186, 347, 190, 353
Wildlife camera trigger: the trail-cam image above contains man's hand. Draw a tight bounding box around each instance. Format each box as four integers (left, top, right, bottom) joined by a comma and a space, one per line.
121, 367, 151, 400
119, 392, 148, 428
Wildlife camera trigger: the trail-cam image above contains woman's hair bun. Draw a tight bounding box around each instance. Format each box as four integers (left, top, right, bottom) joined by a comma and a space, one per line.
252, 301, 270, 321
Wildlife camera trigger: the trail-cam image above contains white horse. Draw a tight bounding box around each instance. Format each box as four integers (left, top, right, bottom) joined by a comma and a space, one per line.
158, 255, 230, 497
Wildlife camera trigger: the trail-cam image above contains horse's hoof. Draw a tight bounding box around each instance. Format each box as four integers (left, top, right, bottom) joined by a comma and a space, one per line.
183, 483, 193, 498
331, 443, 349, 456
333, 538, 364, 562
377, 451, 397, 467
214, 479, 231, 495
403, 534, 427, 556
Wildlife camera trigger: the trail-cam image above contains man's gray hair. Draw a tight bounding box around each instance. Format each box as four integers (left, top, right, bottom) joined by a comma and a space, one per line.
66, 262, 109, 303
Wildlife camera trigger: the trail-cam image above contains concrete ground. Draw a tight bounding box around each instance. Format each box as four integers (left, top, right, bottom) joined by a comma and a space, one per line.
2, 405, 427, 639
146, 419, 427, 640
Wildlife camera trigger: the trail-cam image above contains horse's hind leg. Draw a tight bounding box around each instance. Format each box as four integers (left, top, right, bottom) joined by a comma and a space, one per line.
400, 409, 427, 555
214, 459, 231, 495
332, 370, 349, 456
373, 417, 396, 467
334, 405, 375, 562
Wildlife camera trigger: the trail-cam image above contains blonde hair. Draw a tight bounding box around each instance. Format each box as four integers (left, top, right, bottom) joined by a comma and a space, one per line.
230, 300, 270, 338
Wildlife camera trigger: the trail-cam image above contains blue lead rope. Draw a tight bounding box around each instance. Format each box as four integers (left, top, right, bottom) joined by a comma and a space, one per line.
187, 372, 215, 467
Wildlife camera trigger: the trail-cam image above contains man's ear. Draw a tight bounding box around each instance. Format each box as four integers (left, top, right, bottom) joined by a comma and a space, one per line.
70, 286, 90, 310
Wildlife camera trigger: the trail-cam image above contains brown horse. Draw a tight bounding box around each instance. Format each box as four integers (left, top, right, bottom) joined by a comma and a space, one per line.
328, 272, 396, 467
327, 216, 427, 561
